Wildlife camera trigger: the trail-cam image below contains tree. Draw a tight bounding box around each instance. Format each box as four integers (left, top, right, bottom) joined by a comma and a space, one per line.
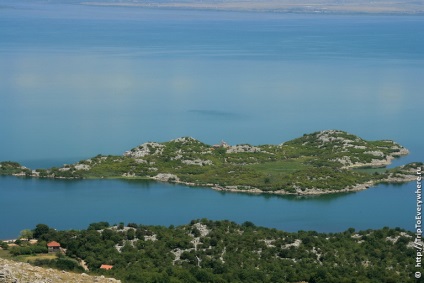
127, 229, 135, 240
0, 241, 8, 250
19, 229, 33, 240
191, 227, 201, 237
88, 222, 110, 231
242, 221, 256, 228
33, 224, 50, 239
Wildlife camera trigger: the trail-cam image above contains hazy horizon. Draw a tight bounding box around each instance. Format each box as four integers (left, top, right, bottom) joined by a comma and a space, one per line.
79, 0, 424, 14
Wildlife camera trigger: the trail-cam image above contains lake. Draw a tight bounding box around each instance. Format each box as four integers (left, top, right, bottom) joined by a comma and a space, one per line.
0, 1, 423, 239
0, 176, 419, 239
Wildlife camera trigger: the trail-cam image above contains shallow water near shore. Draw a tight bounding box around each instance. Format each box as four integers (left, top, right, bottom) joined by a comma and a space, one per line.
0, 2, 423, 238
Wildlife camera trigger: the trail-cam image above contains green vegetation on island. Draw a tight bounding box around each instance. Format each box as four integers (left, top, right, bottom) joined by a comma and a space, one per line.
2, 130, 421, 195
0, 161, 32, 176
1, 220, 420, 283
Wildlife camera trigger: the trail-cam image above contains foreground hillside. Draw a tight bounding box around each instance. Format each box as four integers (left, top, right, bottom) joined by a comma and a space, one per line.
1, 220, 419, 283
0, 258, 120, 283
1, 130, 421, 195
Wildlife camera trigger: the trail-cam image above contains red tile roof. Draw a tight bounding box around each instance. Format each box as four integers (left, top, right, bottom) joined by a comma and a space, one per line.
100, 264, 113, 270
47, 241, 61, 247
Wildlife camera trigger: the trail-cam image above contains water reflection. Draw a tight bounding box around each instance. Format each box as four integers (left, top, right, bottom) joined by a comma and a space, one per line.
0, 175, 417, 239
216, 188, 355, 202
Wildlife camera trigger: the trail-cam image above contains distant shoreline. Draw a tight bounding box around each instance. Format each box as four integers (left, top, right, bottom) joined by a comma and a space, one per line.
81, 1, 424, 15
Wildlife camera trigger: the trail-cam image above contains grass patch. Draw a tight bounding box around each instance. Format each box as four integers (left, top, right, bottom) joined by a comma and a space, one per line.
249, 159, 311, 175
0, 249, 13, 259
17, 253, 57, 262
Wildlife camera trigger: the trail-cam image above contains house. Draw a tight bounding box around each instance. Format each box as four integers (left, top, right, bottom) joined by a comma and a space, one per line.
212, 140, 230, 149
100, 264, 113, 270
47, 241, 61, 253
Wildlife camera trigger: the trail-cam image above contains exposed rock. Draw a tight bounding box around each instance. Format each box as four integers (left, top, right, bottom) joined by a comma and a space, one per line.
219, 247, 226, 263
353, 145, 367, 149
260, 239, 276, 248
226, 144, 261, 153
364, 150, 385, 157
386, 236, 400, 244
124, 142, 165, 158
144, 234, 157, 242
172, 222, 211, 265
0, 266, 16, 283
343, 154, 409, 169
171, 137, 198, 144
134, 159, 147, 164
316, 129, 359, 144
311, 246, 323, 264
75, 164, 91, 171
171, 248, 183, 264
152, 173, 179, 182
181, 159, 213, 166
192, 223, 210, 237
212, 185, 266, 194
282, 239, 302, 249
171, 152, 183, 160
332, 156, 352, 166
0, 258, 120, 283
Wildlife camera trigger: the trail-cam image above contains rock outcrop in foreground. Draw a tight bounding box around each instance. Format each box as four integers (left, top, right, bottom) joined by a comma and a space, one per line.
0, 258, 120, 283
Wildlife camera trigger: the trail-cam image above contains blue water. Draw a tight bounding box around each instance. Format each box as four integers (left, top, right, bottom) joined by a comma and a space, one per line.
0, 1, 423, 238
0, 176, 419, 239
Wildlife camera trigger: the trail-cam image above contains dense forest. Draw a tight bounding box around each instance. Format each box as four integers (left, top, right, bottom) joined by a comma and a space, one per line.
2, 220, 422, 283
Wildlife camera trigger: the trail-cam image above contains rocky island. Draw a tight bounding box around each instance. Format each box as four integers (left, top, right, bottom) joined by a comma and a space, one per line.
1, 130, 421, 195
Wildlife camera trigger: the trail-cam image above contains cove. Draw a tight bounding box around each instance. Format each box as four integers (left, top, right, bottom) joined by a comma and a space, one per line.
0, 176, 416, 239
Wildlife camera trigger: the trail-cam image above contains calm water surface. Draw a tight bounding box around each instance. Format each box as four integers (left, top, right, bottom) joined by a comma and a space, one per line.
0, 1, 423, 238
0, 176, 419, 239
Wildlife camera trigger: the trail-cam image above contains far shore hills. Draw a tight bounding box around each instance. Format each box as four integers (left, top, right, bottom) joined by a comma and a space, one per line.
81, 0, 424, 15
1, 130, 422, 196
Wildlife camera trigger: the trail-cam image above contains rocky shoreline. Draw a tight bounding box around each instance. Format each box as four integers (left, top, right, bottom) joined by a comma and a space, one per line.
150, 171, 417, 196
211, 175, 416, 196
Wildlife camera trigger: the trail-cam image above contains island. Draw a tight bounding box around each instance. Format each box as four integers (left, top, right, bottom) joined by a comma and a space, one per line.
1, 130, 421, 195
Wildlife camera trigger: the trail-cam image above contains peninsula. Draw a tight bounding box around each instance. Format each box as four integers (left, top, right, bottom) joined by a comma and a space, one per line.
1, 130, 421, 195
